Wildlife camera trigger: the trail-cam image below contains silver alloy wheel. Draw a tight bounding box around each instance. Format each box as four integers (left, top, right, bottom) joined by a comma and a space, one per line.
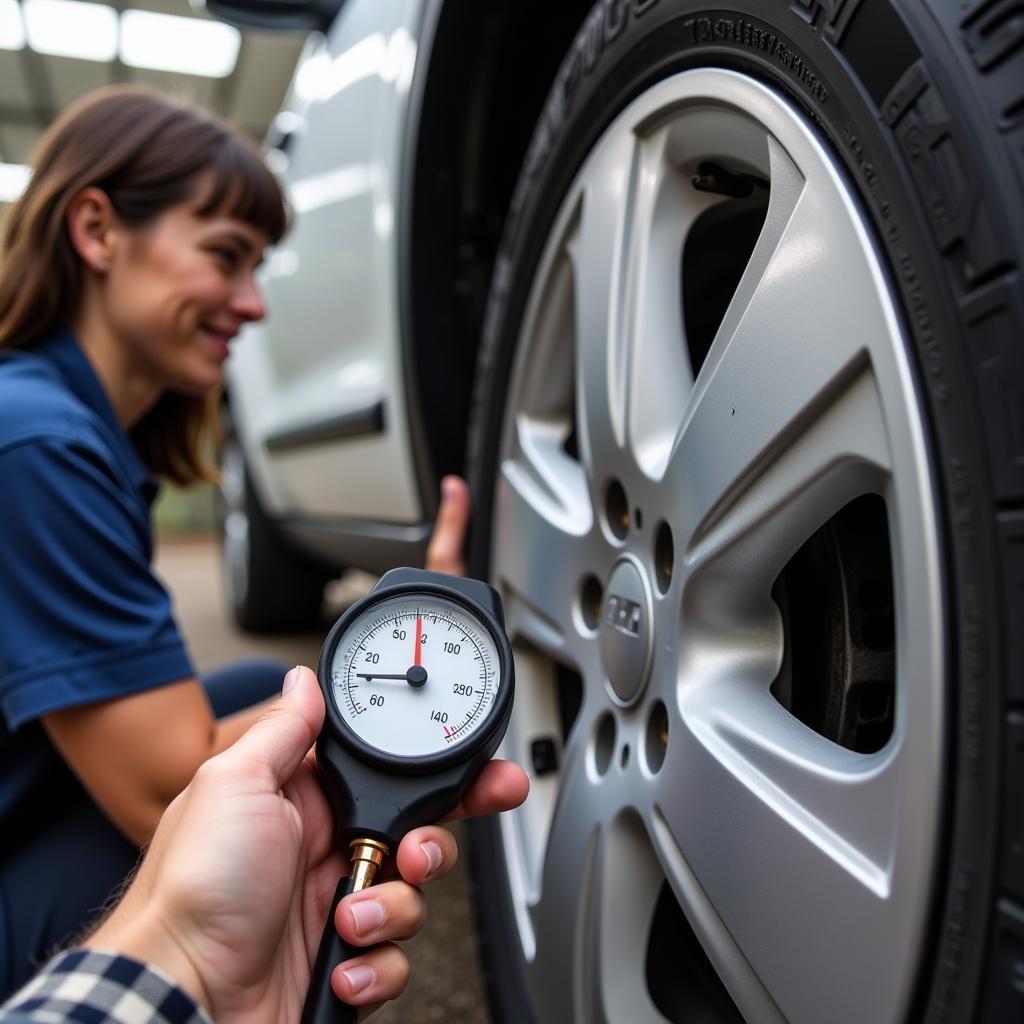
489, 69, 944, 1024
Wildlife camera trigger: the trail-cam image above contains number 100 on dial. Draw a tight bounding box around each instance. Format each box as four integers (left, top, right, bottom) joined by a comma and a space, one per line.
328, 595, 501, 758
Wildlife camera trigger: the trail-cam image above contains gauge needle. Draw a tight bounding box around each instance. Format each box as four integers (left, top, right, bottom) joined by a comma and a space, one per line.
358, 667, 429, 688
415, 615, 422, 667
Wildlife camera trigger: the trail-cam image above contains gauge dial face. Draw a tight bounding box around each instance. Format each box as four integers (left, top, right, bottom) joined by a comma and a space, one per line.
329, 594, 502, 758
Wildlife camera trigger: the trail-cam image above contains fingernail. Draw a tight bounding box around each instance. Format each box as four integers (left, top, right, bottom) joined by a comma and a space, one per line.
349, 898, 386, 936
341, 964, 375, 995
442, 476, 457, 502
282, 666, 301, 694
421, 840, 443, 878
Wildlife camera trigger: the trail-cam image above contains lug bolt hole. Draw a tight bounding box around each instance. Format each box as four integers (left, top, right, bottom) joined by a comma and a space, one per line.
634, 508, 643, 530
605, 480, 630, 541
580, 575, 603, 632
620, 743, 630, 769
645, 701, 668, 774
654, 521, 674, 594
594, 713, 616, 777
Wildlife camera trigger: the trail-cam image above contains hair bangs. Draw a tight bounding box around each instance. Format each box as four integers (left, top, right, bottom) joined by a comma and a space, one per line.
197, 135, 289, 244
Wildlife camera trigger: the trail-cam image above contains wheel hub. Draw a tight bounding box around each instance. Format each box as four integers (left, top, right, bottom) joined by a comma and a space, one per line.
599, 556, 653, 704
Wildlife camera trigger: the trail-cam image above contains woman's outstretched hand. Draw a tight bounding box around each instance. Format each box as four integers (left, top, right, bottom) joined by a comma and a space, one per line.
86, 666, 529, 1023
425, 475, 471, 576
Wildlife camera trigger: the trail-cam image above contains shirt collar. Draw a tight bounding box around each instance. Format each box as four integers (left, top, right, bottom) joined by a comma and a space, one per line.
35, 327, 158, 505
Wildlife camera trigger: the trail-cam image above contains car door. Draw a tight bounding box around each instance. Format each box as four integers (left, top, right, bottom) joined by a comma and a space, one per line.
226, 0, 430, 561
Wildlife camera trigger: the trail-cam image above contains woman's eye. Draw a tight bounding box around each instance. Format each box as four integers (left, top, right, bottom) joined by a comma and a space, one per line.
212, 247, 240, 270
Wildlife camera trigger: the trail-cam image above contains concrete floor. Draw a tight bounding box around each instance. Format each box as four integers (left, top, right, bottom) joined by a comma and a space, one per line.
154, 534, 490, 1024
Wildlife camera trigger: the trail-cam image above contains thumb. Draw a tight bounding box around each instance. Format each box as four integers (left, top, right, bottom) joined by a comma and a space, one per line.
426, 475, 470, 576
220, 665, 325, 788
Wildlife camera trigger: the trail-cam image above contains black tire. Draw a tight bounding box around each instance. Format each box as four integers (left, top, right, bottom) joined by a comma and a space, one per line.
466, 2, 1023, 1022
218, 412, 333, 633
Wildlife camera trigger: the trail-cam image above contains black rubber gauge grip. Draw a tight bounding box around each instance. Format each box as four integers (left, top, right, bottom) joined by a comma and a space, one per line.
300, 876, 360, 1024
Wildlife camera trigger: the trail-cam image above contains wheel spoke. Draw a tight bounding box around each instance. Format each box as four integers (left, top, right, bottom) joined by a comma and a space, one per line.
646, 806, 788, 1024
526, 740, 603, 1022
565, 129, 633, 478
621, 127, 720, 477
491, 447, 594, 665
684, 370, 891, 595
526, 745, 667, 1024
652, 676, 928, 1021
569, 125, 722, 481
667, 138, 895, 560
593, 813, 675, 1024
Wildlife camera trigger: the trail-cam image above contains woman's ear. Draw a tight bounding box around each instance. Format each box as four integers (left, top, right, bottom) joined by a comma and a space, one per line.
66, 186, 116, 274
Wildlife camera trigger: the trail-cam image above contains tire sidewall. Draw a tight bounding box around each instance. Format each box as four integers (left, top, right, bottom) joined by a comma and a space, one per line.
468, 2, 1016, 1021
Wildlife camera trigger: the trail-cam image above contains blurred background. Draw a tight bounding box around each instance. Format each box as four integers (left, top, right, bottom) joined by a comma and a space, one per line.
0, 0, 303, 201
1, 2, 492, 1019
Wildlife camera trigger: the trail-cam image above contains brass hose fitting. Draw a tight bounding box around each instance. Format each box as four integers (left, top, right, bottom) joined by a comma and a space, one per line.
349, 838, 390, 892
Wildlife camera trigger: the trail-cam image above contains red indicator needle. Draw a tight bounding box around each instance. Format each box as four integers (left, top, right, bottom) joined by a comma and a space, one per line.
415, 615, 423, 668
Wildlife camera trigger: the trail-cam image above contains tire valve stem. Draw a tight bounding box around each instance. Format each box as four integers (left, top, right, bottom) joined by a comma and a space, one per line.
691, 160, 767, 199
350, 838, 390, 891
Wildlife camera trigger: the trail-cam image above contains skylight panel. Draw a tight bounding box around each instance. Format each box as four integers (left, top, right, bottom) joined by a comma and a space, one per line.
23, 0, 117, 62
120, 10, 240, 78
0, 163, 30, 203
0, 0, 25, 50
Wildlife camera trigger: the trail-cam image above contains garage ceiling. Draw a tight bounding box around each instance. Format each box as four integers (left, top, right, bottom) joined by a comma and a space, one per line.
0, 0, 305, 196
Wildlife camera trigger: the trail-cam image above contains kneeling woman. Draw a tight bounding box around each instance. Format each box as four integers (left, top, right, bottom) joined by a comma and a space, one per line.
0, 87, 464, 998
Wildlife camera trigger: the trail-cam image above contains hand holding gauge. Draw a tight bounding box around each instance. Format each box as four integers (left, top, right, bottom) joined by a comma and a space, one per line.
300, 568, 515, 1024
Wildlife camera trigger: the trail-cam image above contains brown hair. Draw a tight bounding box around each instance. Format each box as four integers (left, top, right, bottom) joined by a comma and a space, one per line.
0, 85, 288, 484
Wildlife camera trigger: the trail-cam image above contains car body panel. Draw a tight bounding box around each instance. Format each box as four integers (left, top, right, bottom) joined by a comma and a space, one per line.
226, 0, 428, 525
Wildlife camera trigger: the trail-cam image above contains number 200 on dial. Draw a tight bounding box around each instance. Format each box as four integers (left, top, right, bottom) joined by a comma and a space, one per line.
329, 595, 501, 758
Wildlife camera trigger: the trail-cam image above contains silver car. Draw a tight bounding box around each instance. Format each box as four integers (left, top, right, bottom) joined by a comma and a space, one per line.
207, 0, 1024, 1020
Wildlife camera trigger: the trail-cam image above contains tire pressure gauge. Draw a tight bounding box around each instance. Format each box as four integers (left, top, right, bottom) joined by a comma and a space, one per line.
301, 568, 514, 1024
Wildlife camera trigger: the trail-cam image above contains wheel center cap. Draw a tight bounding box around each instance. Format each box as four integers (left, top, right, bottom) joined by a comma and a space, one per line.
600, 557, 654, 704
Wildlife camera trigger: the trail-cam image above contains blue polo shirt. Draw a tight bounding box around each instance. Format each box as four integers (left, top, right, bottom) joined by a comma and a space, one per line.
0, 328, 194, 828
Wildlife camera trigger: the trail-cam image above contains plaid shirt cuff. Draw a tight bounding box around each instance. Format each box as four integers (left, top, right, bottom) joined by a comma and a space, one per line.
1, 949, 212, 1024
